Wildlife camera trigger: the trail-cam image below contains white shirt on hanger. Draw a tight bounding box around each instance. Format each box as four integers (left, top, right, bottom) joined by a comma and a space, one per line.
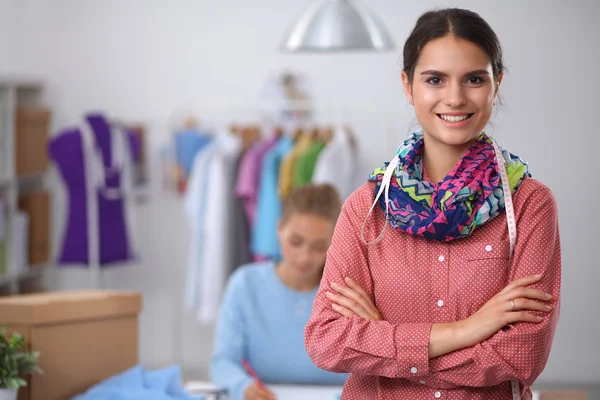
312, 128, 357, 200
184, 143, 213, 312
185, 131, 242, 324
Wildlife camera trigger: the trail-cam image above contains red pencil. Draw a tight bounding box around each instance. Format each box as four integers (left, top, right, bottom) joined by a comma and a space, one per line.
241, 359, 268, 391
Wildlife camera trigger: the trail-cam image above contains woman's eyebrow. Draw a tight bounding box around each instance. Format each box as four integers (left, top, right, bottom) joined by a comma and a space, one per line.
419, 69, 490, 76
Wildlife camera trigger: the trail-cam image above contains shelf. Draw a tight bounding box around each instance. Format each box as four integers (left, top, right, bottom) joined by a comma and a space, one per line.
0, 267, 47, 288
0, 173, 46, 190
0, 77, 48, 295
0, 274, 12, 287
0, 76, 44, 90
0, 178, 14, 189
17, 173, 46, 185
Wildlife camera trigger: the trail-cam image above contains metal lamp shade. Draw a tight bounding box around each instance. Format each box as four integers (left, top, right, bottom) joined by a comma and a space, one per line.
280, 0, 395, 52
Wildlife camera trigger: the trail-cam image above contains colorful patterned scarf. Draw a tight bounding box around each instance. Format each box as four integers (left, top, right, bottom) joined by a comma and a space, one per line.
368, 132, 530, 241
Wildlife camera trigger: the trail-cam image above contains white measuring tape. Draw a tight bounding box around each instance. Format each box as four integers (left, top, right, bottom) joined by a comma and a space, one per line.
493, 140, 521, 400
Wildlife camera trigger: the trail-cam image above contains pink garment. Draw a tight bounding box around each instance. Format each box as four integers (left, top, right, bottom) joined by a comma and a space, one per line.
305, 178, 561, 399
234, 135, 280, 228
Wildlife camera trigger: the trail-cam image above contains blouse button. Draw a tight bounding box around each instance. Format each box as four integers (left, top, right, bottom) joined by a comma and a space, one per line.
419, 380, 426, 385
437, 300, 444, 307
485, 244, 493, 252
410, 367, 418, 374
438, 255, 445, 262
434, 391, 442, 398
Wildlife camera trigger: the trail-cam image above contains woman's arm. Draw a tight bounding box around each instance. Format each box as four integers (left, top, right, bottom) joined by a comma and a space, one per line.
209, 271, 254, 400
329, 274, 551, 361
326, 277, 466, 359
304, 189, 433, 379
425, 187, 561, 389
310, 185, 560, 388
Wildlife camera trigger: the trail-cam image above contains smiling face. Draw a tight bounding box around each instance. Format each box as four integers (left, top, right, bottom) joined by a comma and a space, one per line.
402, 35, 503, 149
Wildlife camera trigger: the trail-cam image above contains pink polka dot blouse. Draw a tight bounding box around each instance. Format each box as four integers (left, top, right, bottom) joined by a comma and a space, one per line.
305, 177, 561, 400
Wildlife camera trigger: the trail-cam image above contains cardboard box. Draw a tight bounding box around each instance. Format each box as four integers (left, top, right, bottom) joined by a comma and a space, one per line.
18, 191, 50, 266
0, 290, 142, 400
15, 108, 50, 177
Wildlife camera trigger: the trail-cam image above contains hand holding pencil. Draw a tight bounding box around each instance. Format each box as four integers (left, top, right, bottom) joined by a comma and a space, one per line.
242, 360, 276, 400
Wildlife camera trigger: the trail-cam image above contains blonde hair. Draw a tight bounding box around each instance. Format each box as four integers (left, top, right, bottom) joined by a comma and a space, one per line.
281, 184, 342, 225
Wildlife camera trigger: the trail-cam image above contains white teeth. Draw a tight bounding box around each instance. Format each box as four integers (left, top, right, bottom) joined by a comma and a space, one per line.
439, 114, 470, 122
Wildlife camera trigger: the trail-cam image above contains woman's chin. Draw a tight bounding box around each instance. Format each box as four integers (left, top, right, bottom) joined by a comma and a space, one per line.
427, 125, 482, 147
292, 264, 312, 276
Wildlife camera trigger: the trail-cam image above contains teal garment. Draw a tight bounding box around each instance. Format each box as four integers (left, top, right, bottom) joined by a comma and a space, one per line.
251, 137, 293, 259
294, 140, 326, 186
210, 262, 348, 400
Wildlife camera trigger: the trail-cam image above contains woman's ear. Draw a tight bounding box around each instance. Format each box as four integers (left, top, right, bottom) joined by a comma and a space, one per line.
401, 71, 414, 105
495, 71, 504, 97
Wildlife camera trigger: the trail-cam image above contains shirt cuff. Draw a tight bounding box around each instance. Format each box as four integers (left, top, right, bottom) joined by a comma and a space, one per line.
394, 322, 432, 377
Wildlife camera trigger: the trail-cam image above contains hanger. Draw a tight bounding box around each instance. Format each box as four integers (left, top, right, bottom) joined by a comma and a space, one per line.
231, 124, 262, 151
229, 124, 240, 135
271, 125, 284, 138
320, 126, 334, 144
184, 116, 198, 129
292, 127, 304, 141
343, 124, 358, 150
250, 125, 261, 144
309, 126, 320, 140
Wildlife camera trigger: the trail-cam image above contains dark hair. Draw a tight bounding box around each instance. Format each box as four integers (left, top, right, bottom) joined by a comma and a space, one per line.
403, 8, 505, 83
281, 184, 342, 225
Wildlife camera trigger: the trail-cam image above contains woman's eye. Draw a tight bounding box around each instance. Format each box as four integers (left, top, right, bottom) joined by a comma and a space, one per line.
426, 77, 442, 85
468, 76, 484, 84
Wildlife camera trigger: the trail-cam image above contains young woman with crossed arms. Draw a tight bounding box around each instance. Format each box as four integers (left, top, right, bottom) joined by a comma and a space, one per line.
305, 8, 560, 400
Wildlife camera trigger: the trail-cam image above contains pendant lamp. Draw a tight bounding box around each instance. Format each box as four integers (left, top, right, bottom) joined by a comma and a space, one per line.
280, 0, 395, 52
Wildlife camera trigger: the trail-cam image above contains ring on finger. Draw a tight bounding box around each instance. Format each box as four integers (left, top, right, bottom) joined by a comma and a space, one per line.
511, 299, 516, 311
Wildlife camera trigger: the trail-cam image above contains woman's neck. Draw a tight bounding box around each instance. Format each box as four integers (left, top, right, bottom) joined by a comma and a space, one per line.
422, 134, 473, 183
276, 262, 321, 292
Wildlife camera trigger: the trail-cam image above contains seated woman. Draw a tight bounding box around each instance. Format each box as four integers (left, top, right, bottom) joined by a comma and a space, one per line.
210, 183, 348, 400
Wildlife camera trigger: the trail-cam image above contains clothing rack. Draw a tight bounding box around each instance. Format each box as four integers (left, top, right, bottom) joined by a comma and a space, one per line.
170, 98, 402, 377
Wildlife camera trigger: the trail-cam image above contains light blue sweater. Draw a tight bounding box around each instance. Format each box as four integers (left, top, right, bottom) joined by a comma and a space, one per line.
209, 262, 347, 400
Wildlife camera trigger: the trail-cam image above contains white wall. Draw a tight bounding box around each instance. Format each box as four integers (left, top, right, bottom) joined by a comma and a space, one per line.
1, 0, 599, 384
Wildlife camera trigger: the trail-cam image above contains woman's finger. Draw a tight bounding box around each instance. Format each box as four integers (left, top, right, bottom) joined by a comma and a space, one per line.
330, 282, 377, 319
327, 291, 371, 319
507, 298, 553, 313
505, 311, 544, 325
253, 385, 275, 400
344, 277, 371, 301
344, 277, 380, 319
500, 287, 552, 303
332, 303, 359, 319
263, 388, 276, 400
498, 274, 543, 295
247, 384, 265, 400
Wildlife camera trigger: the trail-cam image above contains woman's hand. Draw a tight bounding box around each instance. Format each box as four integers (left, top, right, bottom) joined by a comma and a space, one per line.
244, 382, 276, 400
326, 277, 382, 321
457, 274, 554, 348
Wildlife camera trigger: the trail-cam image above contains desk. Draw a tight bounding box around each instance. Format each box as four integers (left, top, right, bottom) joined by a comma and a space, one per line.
186, 381, 343, 400
185, 381, 569, 400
